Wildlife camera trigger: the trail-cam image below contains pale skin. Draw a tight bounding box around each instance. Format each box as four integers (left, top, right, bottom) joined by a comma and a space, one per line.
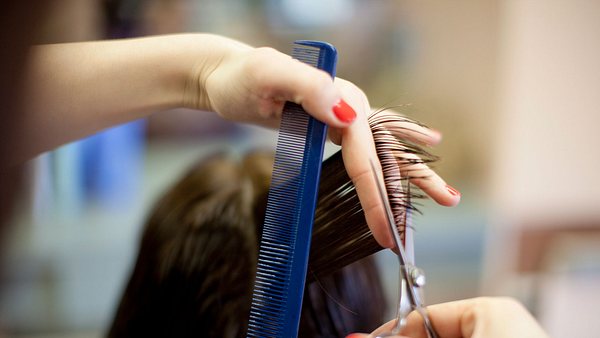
348, 297, 550, 338
21, 33, 460, 248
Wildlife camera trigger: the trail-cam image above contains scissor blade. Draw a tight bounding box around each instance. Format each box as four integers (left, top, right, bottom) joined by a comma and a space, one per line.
404, 211, 414, 265
404, 182, 415, 265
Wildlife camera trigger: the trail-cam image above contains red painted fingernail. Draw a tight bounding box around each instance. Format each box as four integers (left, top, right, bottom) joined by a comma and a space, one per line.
345, 334, 364, 338
446, 184, 461, 197
332, 99, 356, 123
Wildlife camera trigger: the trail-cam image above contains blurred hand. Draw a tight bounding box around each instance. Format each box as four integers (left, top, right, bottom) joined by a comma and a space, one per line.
185, 39, 460, 248
347, 297, 550, 338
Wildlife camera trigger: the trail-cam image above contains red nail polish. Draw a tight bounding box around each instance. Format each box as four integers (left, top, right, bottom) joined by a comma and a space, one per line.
333, 99, 356, 123
345, 334, 364, 338
446, 184, 461, 197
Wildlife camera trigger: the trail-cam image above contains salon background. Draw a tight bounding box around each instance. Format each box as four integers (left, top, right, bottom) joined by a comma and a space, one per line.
1, 1, 599, 337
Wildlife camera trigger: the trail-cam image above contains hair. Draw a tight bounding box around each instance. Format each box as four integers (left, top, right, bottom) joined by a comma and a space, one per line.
309, 108, 437, 278
108, 108, 436, 337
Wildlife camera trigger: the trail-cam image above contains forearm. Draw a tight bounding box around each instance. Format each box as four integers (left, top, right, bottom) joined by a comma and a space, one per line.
19, 33, 249, 161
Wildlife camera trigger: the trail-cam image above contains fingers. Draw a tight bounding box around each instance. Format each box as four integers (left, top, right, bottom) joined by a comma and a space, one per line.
243, 48, 394, 248
334, 79, 460, 247
347, 300, 473, 338
368, 109, 459, 207
396, 300, 475, 338
364, 317, 417, 338
335, 78, 395, 248
398, 151, 461, 207
354, 297, 549, 338
242, 46, 460, 243
246, 47, 355, 128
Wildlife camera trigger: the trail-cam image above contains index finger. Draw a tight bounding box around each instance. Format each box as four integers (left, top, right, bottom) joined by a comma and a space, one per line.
335, 78, 394, 248
246, 48, 354, 128
368, 299, 475, 338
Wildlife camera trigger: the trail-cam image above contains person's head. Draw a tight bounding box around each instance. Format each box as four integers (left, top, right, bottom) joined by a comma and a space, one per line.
108, 151, 386, 337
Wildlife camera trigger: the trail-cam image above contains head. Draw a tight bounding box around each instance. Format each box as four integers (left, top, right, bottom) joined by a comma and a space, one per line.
108, 151, 386, 337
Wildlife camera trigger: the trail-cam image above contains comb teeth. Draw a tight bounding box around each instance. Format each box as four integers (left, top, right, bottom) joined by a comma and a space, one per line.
247, 104, 309, 337
246, 41, 336, 338
292, 45, 323, 68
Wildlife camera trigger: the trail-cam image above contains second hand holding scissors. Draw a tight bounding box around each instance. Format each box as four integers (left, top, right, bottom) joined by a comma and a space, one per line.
369, 160, 439, 338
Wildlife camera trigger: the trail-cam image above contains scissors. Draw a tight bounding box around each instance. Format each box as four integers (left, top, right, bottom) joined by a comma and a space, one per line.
370, 160, 439, 338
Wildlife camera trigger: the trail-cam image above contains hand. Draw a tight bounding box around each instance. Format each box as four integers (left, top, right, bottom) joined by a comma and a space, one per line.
347, 297, 550, 338
331, 79, 460, 248
22, 33, 459, 247
186, 38, 460, 248
185, 41, 355, 129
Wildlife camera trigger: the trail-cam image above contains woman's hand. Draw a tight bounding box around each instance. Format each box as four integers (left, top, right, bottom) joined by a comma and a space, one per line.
346, 297, 550, 338
331, 79, 460, 248
185, 41, 356, 128
190, 39, 460, 248
23, 33, 459, 248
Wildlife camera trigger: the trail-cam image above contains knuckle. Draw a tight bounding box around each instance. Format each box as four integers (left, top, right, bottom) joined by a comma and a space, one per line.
247, 47, 280, 63
244, 47, 291, 96
244, 47, 281, 75
336, 78, 368, 112
254, 46, 280, 56
307, 71, 333, 96
339, 78, 367, 99
474, 296, 525, 312
495, 297, 526, 311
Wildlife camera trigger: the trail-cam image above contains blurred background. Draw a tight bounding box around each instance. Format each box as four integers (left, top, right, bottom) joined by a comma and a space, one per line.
1, 0, 599, 337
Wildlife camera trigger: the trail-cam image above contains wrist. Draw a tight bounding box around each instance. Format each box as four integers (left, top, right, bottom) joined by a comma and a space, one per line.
163, 33, 251, 111
124, 33, 250, 112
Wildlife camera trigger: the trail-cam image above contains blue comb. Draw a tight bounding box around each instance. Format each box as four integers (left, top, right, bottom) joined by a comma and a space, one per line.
246, 41, 337, 338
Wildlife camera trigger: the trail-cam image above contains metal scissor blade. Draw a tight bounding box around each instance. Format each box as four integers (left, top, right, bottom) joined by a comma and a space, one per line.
404, 182, 415, 265
370, 160, 439, 338
369, 160, 404, 255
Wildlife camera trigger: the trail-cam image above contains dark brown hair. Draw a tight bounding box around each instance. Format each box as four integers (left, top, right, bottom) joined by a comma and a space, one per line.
108, 109, 435, 337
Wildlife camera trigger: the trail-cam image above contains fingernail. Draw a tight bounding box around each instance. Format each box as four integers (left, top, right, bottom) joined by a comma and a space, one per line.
345, 334, 364, 338
333, 99, 356, 123
446, 184, 461, 197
